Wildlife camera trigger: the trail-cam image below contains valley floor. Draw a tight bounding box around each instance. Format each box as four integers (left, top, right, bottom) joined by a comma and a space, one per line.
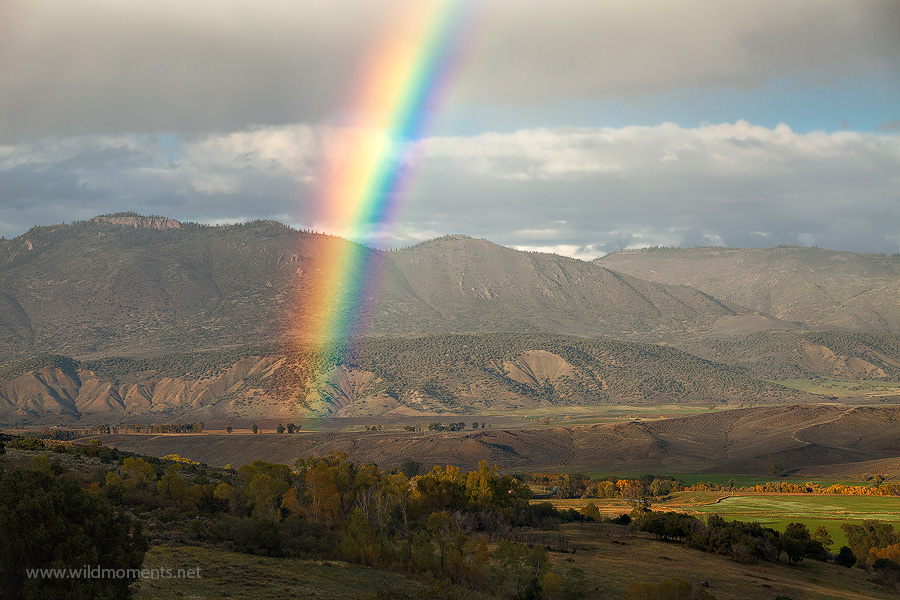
82, 403, 900, 478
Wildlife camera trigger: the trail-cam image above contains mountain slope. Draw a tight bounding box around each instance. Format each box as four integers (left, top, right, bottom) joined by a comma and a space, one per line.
391, 235, 763, 339
597, 246, 900, 332
0, 215, 438, 359
0, 333, 810, 423
679, 330, 900, 381
0, 216, 787, 360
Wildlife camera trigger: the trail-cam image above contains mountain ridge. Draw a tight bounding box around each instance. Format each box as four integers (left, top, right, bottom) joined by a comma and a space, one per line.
1, 215, 797, 360
597, 245, 900, 333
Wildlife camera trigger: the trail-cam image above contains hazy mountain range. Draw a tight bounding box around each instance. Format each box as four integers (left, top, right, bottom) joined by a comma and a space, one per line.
1, 214, 898, 423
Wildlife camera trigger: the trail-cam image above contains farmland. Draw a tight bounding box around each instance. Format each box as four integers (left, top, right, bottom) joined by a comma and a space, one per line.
692, 494, 900, 548
537, 491, 900, 550
774, 379, 900, 399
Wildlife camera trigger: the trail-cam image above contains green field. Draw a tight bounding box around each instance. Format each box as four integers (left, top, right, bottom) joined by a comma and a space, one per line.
773, 379, 900, 398
693, 494, 900, 548
540, 491, 900, 550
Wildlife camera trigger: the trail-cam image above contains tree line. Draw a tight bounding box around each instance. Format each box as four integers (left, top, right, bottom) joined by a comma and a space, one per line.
6, 440, 592, 599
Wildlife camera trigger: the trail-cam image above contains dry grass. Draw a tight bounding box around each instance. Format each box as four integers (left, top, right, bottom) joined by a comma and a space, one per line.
554, 523, 897, 599
131, 545, 474, 600
128, 531, 899, 600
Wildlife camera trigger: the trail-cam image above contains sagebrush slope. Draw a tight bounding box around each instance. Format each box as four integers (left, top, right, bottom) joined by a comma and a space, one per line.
598, 246, 900, 332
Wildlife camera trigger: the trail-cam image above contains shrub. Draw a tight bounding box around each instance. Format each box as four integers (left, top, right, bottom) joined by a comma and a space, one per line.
835, 546, 856, 567
8, 437, 45, 451
0, 468, 148, 600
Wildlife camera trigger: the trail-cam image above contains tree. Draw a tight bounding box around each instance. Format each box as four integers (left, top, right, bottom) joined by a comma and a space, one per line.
582, 502, 601, 522
781, 522, 826, 564
121, 457, 155, 490
252, 424, 258, 434
492, 541, 549, 599
225, 425, 233, 433
0, 468, 148, 599
276, 424, 285, 434
835, 546, 856, 567
812, 525, 833, 550
156, 464, 192, 503
841, 520, 900, 565
400, 460, 423, 479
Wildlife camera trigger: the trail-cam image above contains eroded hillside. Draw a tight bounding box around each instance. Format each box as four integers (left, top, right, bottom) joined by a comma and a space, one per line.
0, 334, 809, 423
681, 330, 900, 380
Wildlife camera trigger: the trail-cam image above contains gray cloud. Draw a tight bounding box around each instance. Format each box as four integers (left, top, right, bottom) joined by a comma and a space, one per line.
1, 0, 896, 141
460, 0, 899, 101
3, 122, 896, 255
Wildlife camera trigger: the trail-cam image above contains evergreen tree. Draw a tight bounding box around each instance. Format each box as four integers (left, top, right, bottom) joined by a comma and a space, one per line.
0, 468, 148, 599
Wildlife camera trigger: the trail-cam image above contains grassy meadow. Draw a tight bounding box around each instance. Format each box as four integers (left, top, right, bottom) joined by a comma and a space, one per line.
132, 545, 483, 600
692, 494, 900, 549
773, 379, 900, 398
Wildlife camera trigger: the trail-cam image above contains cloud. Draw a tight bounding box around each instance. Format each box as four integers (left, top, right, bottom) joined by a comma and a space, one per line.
512, 244, 608, 261
459, 0, 899, 102
1, 121, 898, 255
412, 122, 900, 253
1, 0, 896, 141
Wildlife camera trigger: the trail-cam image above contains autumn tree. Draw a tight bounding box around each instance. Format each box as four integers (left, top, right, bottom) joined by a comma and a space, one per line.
121, 457, 155, 490
492, 541, 549, 599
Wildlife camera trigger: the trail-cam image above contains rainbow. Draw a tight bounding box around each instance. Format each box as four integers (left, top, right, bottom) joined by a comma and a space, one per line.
292, 1, 472, 353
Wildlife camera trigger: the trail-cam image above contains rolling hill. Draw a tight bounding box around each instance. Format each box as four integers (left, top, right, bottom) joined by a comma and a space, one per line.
679, 330, 900, 381
89, 404, 900, 477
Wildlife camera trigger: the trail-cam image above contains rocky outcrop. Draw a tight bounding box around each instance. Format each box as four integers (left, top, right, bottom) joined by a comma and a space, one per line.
90, 215, 181, 229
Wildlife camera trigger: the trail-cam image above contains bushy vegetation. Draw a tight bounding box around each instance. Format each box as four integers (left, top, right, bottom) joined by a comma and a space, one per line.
6, 438, 900, 598
635, 511, 827, 565
8, 442, 600, 598
525, 471, 900, 503
692, 330, 900, 381
0, 467, 148, 599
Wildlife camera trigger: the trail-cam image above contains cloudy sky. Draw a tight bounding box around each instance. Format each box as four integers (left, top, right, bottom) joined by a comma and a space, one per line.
1, 0, 898, 258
